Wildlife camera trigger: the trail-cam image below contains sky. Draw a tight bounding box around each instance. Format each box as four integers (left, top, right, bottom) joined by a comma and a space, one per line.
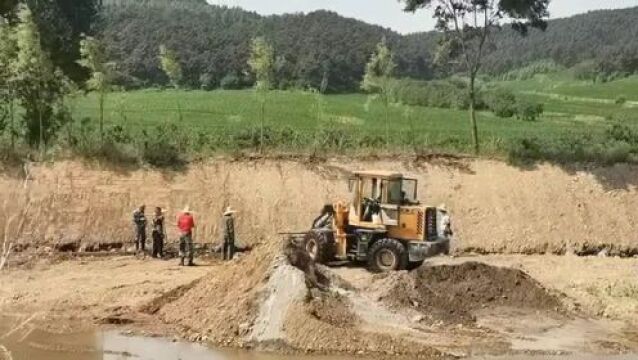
208, 0, 638, 34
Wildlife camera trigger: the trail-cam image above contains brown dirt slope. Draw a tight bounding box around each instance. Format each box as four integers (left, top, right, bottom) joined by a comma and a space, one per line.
1, 158, 638, 255
157, 240, 277, 346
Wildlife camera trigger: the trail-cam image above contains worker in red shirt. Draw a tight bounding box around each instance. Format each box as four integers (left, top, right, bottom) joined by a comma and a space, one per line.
177, 206, 196, 266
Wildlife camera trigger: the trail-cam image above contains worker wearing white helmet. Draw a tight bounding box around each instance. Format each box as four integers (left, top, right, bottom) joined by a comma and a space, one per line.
439, 204, 453, 238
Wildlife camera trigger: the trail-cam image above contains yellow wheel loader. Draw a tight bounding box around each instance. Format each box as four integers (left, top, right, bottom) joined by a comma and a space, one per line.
298, 171, 452, 272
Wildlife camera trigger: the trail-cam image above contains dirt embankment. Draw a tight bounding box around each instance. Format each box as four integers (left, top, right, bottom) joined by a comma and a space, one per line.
2, 157, 638, 255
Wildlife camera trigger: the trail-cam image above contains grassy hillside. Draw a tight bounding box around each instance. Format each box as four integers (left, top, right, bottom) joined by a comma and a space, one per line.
499, 74, 638, 122
68, 75, 638, 159
499, 73, 638, 99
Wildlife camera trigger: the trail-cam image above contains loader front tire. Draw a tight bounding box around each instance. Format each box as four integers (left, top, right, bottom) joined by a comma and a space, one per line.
367, 238, 408, 273
303, 231, 334, 264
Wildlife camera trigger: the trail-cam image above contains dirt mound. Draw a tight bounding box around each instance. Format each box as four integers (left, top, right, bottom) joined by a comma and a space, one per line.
306, 292, 358, 329
377, 262, 563, 324
158, 241, 278, 346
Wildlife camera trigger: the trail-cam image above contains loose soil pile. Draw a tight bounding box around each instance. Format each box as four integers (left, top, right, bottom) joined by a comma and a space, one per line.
374, 262, 563, 324
157, 241, 277, 346
305, 292, 358, 329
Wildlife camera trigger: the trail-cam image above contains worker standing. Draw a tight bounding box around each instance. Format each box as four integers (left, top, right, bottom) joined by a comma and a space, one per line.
152, 207, 166, 259
439, 204, 453, 238
132, 205, 147, 253
222, 206, 237, 261
177, 206, 196, 266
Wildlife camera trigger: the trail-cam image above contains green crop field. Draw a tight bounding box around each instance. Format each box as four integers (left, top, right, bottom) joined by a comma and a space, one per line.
67, 74, 638, 158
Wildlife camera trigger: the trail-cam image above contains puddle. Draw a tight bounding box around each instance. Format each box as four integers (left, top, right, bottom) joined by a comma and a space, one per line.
0, 322, 354, 360
0, 315, 636, 360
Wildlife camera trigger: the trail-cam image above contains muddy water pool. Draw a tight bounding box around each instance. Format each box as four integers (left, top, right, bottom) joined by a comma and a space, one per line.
1, 328, 637, 360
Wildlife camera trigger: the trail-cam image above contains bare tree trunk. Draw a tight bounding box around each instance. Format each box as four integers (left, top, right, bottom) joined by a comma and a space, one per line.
99, 91, 105, 145
259, 99, 265, 154
9, 95, 14, 151
38, 102, 43, 156
313, 98, 320, 157
469, 76, 479, 155
384, 97, 390, 148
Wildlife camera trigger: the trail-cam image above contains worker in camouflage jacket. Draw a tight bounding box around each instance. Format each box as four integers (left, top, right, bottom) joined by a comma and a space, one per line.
132, 205, 147, 252
222, 206, 237, 261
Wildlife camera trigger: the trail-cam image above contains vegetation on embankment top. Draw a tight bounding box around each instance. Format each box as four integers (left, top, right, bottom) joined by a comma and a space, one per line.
63, 71, 638, 167
1, 74, 638, 170
2, 1, 638, 169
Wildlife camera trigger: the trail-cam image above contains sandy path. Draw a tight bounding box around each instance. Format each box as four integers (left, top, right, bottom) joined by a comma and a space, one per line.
0, 256, 214, 331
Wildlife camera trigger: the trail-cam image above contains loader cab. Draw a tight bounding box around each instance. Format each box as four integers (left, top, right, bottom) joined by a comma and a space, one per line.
302, 169, 451, 273
348, 171, 418, 228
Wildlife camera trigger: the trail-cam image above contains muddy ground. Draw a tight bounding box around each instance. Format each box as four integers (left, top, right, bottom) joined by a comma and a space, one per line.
1, 253, 637, 358
1, 158, 638, 358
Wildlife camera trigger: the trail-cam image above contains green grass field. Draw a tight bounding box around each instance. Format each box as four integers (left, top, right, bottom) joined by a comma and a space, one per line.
69, 74, 638, 156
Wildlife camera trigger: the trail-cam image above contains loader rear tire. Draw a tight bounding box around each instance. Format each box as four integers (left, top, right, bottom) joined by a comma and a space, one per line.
367, 238, 408, 273
303, 231, 334, 264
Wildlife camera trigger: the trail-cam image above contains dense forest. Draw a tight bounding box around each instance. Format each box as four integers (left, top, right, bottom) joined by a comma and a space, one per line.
480, 6, 638, 76
97, 0, 638, 92
99, 0, 434, 91
0, 0, 99, 82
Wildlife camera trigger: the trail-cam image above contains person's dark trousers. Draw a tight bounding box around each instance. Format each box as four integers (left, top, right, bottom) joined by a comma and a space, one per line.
152, 231, 164, 258
135, 228, 146, 252
179, 233, 194, 266
223, 239, 235, 260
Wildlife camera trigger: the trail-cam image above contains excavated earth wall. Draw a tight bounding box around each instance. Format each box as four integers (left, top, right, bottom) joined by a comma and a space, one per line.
1, 157, 637, 255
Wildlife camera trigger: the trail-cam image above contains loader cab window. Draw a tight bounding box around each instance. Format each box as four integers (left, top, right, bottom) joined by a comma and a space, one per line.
384, 179, 403, 205
382, 178, 418, 205
361, 177, 381, 201
402, 179, 418, 204
360, 177, 381, 221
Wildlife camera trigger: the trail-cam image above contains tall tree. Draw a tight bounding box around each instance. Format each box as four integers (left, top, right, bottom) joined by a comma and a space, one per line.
401, 0, 549, 154
158, 44, 183, 89
247, 36, 275, 153
13, 4, 69, 149
78, 35, 114, 143
0, 16, 17, 149
362, 37, 396, 146
1, 0, 100, 82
